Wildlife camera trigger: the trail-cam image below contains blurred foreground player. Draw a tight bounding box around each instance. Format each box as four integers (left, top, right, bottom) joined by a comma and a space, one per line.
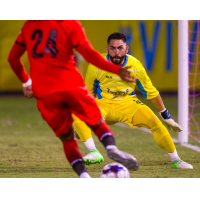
8, 21, 139, 178
74, 32, 193, 169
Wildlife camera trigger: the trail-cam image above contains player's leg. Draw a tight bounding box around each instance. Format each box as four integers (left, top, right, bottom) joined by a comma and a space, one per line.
67, 86, 139, 171
36, 92, 91, 178
72, 114, 104, 165
58, 126, 90, 178
132, 106, 193, 169
110, 97, 192, 169
85, 117, 138, 171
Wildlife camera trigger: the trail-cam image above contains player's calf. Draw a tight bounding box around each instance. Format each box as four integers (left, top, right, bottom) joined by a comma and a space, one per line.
59, 127, 91, 178
87, 119, 115, 147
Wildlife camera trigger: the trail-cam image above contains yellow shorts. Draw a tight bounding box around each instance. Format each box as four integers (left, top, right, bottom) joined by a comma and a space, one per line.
72, 96, 152, 141
95, 96, 146, 128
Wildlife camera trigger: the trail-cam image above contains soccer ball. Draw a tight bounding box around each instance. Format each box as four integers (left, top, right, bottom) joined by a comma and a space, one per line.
100, 162, 130, 178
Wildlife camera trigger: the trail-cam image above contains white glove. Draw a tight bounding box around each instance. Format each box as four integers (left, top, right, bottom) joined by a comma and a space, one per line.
159, 109, 182, 132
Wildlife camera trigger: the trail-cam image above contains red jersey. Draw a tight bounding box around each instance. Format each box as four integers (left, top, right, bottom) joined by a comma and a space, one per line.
15, 20, 89, 98
11, 20, 122, 98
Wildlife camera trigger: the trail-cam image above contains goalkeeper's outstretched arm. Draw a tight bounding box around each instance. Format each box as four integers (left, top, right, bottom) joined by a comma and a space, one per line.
150, 95, 182, 132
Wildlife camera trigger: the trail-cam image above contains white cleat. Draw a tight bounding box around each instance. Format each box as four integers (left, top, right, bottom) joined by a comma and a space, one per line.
172, 159, 193, 169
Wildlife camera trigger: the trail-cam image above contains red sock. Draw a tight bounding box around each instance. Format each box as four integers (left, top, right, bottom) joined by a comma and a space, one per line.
94, 122, 114, 141
63, 139, 83, 165
63, 139, 87, 176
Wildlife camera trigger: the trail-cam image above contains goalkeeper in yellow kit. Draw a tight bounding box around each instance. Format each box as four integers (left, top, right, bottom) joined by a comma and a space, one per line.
73, 32, 193, 169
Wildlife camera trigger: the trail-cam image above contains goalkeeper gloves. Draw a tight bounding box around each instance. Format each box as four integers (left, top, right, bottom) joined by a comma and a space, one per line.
159, 109, 182, 132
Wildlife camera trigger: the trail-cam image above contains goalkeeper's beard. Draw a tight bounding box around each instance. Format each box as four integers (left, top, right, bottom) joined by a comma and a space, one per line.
108, 53, 126, 65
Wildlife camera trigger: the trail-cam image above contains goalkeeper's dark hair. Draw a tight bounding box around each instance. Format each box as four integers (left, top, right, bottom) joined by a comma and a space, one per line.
107, 32, 126, 44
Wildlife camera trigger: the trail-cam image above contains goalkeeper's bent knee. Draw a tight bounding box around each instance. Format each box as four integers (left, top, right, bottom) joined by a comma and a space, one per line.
133, 106, 160, 129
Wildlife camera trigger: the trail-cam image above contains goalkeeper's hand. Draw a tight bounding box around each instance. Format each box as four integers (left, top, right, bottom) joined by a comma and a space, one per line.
159, 109, 182, 132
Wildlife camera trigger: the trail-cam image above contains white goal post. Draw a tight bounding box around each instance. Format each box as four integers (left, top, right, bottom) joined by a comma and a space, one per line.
178, 20, 188, 143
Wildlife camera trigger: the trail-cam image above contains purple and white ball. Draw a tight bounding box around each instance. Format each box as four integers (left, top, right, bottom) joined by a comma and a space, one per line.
100, 163, 130, 178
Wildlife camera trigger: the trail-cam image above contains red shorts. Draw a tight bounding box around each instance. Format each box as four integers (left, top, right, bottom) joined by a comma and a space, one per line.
36, 85, 102, 137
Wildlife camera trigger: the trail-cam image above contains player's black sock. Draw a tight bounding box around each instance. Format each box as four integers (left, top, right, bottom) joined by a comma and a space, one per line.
101, 135, 116, 148
72, 160, 87, 176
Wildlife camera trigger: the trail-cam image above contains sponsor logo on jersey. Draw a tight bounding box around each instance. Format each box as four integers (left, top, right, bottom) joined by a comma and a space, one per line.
107, 88, 129, 97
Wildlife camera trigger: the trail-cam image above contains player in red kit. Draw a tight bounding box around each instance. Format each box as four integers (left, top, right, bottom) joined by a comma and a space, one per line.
8, 20, 138, 178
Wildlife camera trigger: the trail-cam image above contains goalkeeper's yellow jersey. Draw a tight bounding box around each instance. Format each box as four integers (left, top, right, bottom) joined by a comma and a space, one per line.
85, 53, 159, 103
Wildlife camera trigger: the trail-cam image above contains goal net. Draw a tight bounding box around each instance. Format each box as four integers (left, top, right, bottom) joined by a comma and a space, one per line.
188, 20, 200, 142
178, 20, 200, 143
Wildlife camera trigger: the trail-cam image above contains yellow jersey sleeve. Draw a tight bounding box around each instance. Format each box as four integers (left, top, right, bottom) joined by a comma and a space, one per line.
135, 61, 159, 100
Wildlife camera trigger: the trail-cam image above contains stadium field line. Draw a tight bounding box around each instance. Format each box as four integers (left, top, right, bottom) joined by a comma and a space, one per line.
115, 122, 200, 152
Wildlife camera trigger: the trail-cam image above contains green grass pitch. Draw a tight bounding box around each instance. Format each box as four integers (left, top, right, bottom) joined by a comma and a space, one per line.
0, 95, 200, 178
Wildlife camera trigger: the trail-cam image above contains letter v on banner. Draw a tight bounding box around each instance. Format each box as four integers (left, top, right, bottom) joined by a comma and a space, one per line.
166, 21, 173, 72
139, 21, 161, 72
